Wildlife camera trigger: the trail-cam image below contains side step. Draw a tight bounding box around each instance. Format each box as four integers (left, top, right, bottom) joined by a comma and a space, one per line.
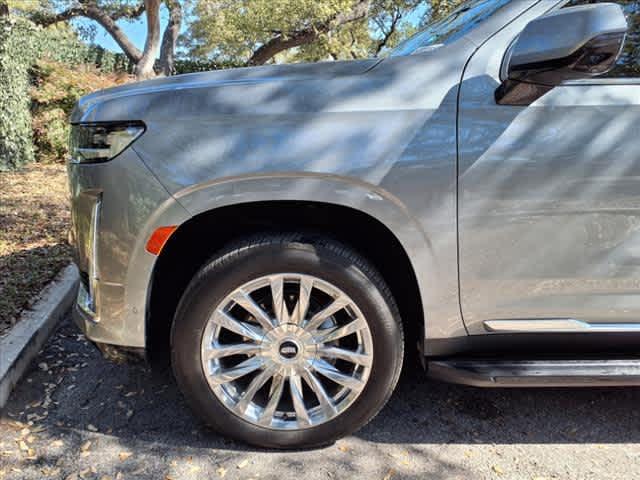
427, 359, 640, 387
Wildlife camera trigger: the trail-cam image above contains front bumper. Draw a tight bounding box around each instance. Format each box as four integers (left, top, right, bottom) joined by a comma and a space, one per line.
72, 285, 146, 362
67, 147, 190, 351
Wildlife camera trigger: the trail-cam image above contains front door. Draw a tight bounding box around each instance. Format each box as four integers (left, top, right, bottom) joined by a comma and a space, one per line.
458, 0, 640, 335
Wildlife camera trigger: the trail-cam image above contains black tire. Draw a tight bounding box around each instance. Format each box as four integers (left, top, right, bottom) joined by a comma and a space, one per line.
170, 233, 404, 448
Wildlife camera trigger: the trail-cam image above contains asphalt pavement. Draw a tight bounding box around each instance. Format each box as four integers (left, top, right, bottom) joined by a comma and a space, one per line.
1, 315, 640, 480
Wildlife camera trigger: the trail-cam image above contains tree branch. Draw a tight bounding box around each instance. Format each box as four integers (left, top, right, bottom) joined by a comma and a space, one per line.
247, 29, 318, 66
247, 0, 372, 66
374, 9, 402, 56
32, 1, 145, 63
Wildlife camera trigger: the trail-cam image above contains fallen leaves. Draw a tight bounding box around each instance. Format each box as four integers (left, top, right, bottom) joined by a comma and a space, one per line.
25, 447, 37, 460
492, 465, 505, 475
40, 466, 61, 477
0, 164, 72, 334
118, 451, 132, 462
79, 440, 92, 457
78, 466, 98, 479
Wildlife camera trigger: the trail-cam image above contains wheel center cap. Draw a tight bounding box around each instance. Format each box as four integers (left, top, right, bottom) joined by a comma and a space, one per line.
263, 324, 315, 364
278, 340, 299, 360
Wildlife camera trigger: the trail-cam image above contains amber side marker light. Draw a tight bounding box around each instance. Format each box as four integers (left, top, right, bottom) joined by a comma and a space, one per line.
146, 226, 177, 255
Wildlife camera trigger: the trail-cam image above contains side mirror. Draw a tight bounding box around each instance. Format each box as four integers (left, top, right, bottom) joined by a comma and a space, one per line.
496, 3, 628, 105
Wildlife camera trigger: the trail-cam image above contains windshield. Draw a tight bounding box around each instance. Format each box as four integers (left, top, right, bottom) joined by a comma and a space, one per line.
387, 0, 514, 57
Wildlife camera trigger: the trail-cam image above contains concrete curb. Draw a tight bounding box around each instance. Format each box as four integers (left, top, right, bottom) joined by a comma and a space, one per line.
0, 264, 79, 409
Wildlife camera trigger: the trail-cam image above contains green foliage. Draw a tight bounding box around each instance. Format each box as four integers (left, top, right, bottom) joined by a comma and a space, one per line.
0, 15, 40, 171
39, 22, 133, 72
30, 59, 129, 162
187, 0, 361, 63
174, 58, 242, 74
185, 0, 465, 65
0, 11, 132, 170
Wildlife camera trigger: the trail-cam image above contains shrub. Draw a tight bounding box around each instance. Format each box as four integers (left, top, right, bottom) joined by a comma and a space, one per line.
0, 15, 133, 170
30, 60, 130, 162
39, 23, 134, 73
174, 58, 240, 74
0, 15, 40, 171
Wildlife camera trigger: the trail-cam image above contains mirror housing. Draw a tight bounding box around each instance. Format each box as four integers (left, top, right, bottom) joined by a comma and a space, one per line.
496, 3, 628, 105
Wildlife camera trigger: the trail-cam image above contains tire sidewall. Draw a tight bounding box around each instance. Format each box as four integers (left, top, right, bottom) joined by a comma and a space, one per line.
171, 240, 403, 448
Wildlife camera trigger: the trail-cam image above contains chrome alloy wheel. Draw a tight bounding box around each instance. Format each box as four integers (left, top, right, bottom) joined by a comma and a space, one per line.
200, 273, 374, 430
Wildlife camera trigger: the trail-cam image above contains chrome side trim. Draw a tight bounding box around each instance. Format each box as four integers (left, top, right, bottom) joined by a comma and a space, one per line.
483, 318, 640, 333
87, 195, 102, 320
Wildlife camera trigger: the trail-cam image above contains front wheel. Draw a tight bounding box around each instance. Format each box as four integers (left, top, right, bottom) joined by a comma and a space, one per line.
171, 234, 404, 448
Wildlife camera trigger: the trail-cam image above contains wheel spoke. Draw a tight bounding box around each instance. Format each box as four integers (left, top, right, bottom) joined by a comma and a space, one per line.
270, 276, 289, 326
315, 316, 367, 344
235, 363, 278, 413
302, 366, 337, 417
206, 343, 262, 360
210, 356, 264, 384
229, 289, 274, 330
212, 309, 264, 342
291, 276, 313, 326
311, 358, 365, 391
304, 295, 350, 332
290, 372, 311, 427
258, 373, 285, 426
317, 346, 372, 367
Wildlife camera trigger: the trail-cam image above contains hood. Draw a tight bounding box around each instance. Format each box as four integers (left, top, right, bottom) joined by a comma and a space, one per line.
71, 58, 381, 123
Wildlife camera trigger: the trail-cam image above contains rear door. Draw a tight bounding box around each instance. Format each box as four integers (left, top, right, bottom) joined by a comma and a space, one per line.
458, 0, 640, 334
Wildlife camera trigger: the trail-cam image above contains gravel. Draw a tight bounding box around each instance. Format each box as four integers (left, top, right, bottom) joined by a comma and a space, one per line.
2, 315, 640, 480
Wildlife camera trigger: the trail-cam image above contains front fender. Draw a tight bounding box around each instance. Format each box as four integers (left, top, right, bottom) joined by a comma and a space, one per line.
170, 173, 465, 340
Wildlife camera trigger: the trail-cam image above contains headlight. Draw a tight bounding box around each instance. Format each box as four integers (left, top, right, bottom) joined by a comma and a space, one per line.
69, 122, 145, 164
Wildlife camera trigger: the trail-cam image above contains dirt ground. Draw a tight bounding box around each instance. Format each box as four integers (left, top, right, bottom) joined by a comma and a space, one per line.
0, 164, 71, 336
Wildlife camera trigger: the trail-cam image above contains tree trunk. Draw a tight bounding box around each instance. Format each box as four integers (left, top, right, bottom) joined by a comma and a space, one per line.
159, 0, 183, 76
31, 0, 182, 80
0, 1, 9, 16
134, 0, 162, 79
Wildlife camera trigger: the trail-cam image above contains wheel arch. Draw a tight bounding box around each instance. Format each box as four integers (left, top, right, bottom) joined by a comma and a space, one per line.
147, 199, 426, 361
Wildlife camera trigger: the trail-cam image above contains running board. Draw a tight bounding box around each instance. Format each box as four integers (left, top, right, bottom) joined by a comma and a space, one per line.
427, 359, 640, 387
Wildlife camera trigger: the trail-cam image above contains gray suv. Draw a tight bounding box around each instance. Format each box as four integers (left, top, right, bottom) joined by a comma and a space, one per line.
68, 0, 640, 448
